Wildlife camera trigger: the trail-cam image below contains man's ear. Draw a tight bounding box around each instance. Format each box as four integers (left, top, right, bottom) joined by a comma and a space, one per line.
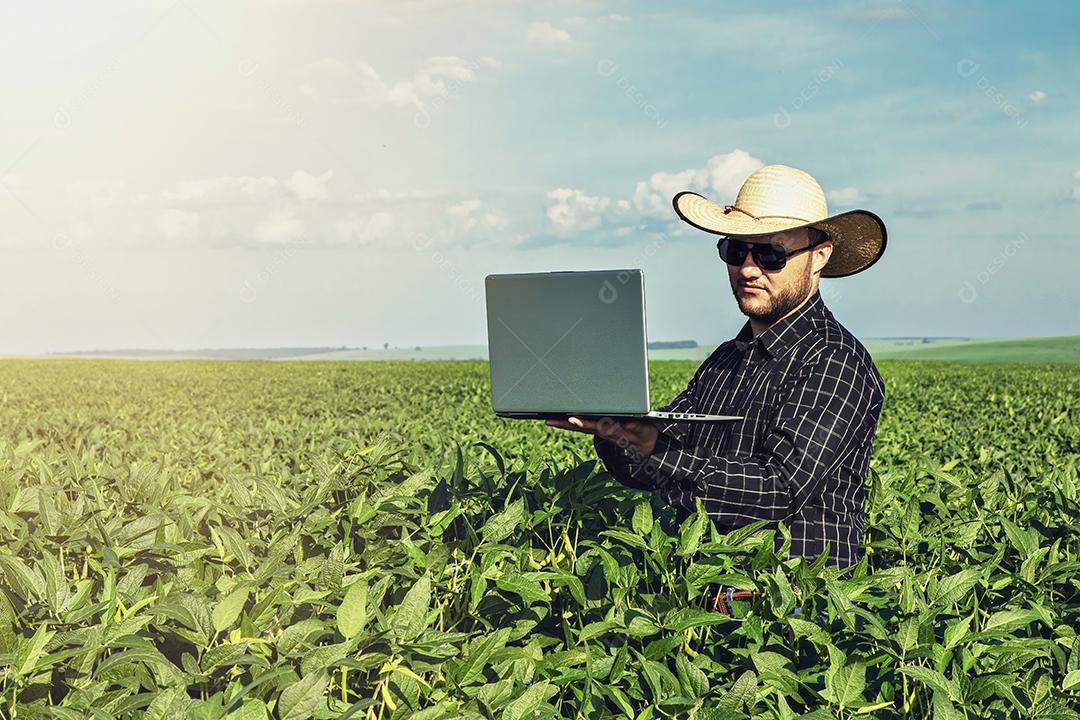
812, 242, 833, 275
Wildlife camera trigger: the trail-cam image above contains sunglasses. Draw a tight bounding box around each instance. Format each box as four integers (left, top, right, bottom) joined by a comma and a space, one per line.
716, 233, 829, 272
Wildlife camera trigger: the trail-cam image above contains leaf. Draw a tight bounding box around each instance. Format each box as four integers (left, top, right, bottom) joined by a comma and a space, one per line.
504, 681, 556, 720
481, 497, 524, 543
931, 689, 966, 720
943, 615, 972, 649
676, 654, 709, 698
678, 507, 707, 557
900, 665, 961, 703
665, 608, 731, 634
578, 618, 621, 642
300, 640, 354, 676
453, 628, 512, 686
0, 555, 45, 602
826, 660, 865, 709
930, 568, 982, 607
392, 573, 432, 642
716, 670, 757, 712
495, 573, 549, 604
278, 672, 328, 720
144, 687, 192, 720
212, 588, 249, 634
15, 623, 55, 677
336, 578, 368, 639
980, 609, 1040, 635
225, 700, 269, 720
787, 617, 831, 647
632, 500, 653, 536
600, 529, 649, 551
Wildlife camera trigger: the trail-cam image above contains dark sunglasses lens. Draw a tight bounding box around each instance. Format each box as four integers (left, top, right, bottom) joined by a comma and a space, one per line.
755, 245, 788, 270
717, 238, 746, 266
719, 238, 788, 270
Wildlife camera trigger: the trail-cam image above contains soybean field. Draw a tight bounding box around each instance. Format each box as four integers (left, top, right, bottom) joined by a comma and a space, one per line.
0, 359, 1077, 719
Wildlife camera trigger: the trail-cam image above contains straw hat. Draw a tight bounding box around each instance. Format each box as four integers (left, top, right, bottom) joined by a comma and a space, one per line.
672, 164, 887, 277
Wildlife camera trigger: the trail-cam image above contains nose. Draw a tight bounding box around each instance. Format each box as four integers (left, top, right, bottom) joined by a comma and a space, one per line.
738, 244, 763, 276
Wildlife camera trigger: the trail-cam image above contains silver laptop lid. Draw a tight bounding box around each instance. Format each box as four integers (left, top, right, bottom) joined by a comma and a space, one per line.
485, 269, 650, 415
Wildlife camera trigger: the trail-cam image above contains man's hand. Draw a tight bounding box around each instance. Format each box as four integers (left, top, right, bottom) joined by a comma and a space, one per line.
545, 416, 659, 457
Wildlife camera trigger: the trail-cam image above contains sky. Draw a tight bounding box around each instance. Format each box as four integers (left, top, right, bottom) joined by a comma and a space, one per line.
0, 0, 1077, 354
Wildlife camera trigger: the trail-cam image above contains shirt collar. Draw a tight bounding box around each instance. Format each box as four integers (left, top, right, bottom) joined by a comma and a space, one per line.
733, 289, 827, 360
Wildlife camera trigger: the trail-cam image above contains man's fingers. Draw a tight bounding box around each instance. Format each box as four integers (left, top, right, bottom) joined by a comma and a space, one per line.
545, 417, 598, 434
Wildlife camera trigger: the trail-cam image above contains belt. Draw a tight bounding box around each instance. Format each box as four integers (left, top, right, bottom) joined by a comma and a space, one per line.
710, 586, 761, 616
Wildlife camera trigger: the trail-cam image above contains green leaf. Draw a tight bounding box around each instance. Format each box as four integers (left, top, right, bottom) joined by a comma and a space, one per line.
665, 608, 731, 634
895, 617, 920, 652
826, 660, 865, 708
504, 681, 557, 720
716, 670, 757, 712
212, 588, 249, 634
336, 578, 368, 639
632, 500, 653, 536
578, 618, 621, 642
678, 507, 707, 556
930, 568, 982, 607
392, 573, 432, 641
600, 529, 649, 551
225, 699, 269, 720
15, 623, 55, 677
453, 627, 512, 686
980, 609, 1040, 635
0, 555, 45, 602
144, 687, 192, 720
278, 672, 328, 720
943, 615, 972, 649
676, 654, 709, 698
495, 573, 549, 604
481, 497, 524, 543
900, 665, 961, 703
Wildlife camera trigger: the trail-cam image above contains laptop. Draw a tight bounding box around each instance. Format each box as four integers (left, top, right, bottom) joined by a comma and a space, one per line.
484, 269, 742, 423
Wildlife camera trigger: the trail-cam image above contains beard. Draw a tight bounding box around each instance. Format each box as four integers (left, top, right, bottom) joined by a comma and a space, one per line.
732, 262, 815, 326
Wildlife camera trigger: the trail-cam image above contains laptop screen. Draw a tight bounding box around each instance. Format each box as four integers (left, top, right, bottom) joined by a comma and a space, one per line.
485, 269, 650, 415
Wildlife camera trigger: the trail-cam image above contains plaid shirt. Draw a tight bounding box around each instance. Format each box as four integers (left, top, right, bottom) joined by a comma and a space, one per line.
594, 289, 885, 571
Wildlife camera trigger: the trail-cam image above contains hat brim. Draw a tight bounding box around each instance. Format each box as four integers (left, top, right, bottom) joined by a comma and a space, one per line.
673, 191, 887, 278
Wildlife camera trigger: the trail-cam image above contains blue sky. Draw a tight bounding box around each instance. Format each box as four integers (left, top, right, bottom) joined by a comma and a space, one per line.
0, 1, 1076, 353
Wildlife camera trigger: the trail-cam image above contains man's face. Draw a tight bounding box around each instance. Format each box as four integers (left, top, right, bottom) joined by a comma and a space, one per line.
724, 227, 832, 326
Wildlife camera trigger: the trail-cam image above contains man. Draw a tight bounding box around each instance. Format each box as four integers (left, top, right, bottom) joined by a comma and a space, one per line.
546, 164, 887, 573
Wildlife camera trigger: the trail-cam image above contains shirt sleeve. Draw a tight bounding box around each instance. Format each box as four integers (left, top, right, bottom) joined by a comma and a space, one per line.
592, 366, 702, 490
638, 349, 884, 524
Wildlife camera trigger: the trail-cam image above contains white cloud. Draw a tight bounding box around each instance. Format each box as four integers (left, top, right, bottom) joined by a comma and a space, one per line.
1028, 90, 1047, 105
66, 179, 128, 208
631, 150, 764, 218
335, 212, 395, 244
156, 171, 334, 207
632, 168, 700, 217
447, 199, 507, 232
527, 22, 571, 45
158, 209, 200, 241
294, 56, 494, 109
546, 188, 611, 230
162, 175, 279, 205
828, 186, 863, 206
254, 207, 304, 244
544, 150, 764, 234
286, 170, 333, 201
